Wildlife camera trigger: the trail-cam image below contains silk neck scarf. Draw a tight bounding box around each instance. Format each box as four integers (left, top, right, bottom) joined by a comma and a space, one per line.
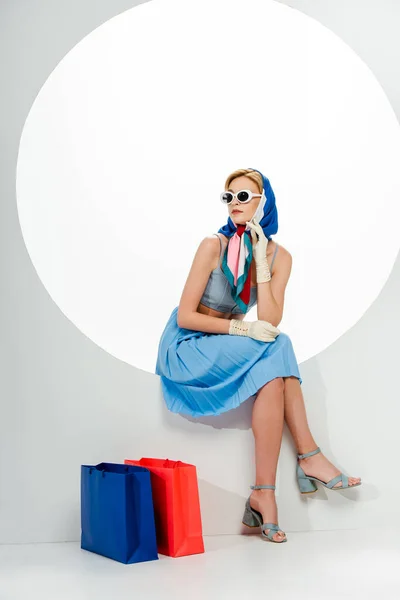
217, 168, 279, 313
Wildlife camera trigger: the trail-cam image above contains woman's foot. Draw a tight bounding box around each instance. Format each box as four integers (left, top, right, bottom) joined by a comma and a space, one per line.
249, 488, 286, 542
298, 448, 361, 488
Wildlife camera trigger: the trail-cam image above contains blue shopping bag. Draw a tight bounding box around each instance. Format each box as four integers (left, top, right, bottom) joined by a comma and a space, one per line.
81, 462, 159, 564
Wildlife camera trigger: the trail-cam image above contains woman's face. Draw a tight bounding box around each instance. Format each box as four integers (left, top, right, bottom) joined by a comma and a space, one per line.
226, 176, 262, 226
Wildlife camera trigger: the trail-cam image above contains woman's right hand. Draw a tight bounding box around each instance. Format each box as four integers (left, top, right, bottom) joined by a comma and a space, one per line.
229, 318, 280, 342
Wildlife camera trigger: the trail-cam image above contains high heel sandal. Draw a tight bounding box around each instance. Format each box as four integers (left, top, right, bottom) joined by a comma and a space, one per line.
242, 484, 287, 543
296, 447, 362, 494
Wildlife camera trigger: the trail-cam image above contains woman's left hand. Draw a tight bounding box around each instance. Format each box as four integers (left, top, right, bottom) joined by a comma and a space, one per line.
246, 217, 271, 283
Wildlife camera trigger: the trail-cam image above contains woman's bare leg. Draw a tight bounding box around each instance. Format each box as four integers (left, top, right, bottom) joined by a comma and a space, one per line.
283, 376, 361, 487
250, 377, 286, 542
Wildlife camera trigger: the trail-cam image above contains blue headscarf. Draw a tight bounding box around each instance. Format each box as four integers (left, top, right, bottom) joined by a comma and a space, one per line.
217, 168, 279, 312
218, 168, 279, 240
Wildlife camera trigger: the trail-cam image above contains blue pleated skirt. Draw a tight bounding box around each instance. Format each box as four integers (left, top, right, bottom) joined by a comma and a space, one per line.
155, 306, 303, 417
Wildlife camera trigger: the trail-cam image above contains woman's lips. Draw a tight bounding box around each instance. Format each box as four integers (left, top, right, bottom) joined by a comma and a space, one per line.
232, 210, 242, 214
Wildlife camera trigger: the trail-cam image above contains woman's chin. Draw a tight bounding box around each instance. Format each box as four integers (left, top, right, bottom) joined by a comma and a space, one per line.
231, 215, 246, 225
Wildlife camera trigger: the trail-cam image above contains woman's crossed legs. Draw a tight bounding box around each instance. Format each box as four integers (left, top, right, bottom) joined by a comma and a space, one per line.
249, 376, 361, 542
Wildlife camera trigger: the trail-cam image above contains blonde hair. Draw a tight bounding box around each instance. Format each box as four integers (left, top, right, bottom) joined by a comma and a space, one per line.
224, 168, 263, 195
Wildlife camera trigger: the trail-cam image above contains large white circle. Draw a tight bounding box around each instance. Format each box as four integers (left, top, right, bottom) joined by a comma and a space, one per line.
16, 0, 400, 373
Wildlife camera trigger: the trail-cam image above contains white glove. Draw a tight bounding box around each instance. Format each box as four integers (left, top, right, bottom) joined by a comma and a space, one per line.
245, 217, 271, 283
229, 318, 280, 342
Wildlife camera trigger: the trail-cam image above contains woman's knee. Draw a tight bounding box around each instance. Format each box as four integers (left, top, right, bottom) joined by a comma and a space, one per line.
277, 332, 292, 344
259, 376, 285, 393
283, 375, 298, 384
272, 376, 285, 390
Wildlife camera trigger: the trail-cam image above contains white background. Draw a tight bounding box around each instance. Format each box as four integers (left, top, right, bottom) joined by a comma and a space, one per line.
16, 0, 400, 373
1, 0, 400, 544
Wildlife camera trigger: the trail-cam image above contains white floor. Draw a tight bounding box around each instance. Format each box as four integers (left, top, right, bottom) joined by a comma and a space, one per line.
1, 528, 399, 600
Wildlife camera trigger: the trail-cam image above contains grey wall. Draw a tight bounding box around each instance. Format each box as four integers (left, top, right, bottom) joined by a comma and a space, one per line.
1, 0, 399, 543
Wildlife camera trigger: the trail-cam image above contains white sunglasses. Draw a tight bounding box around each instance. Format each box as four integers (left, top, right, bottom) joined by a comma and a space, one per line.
220, 189, 262, 204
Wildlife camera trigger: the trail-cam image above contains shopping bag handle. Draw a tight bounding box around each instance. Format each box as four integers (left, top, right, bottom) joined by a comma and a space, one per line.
89, 467, 106, 477
163, 459, 184, 468
88, 465, 131, 477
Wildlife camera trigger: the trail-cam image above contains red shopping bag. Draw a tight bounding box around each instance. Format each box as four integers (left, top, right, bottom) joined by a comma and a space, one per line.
124, 458, 204, 558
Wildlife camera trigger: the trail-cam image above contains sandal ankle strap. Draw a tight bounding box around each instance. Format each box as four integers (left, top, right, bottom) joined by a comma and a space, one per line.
250, 484, 276, 490
297, 446, 321, 460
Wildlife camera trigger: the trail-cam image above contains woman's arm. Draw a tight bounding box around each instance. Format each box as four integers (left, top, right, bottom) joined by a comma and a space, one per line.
177, 236, 232, 334
179, 311, 232, 334
256, 247, 292, 327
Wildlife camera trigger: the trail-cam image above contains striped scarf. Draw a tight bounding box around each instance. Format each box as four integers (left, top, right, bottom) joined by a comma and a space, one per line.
221, 224, 253, 313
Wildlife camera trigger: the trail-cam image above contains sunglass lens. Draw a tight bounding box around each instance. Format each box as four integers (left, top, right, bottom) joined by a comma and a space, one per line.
237, 191, 250, 203
221, 192, 233, 203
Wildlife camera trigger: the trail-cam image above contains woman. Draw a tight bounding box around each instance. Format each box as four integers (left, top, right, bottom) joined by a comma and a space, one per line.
155, 167, 361, 543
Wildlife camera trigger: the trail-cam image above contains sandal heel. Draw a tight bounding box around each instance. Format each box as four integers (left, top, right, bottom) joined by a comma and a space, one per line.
242, 503, 260, 527
298, 474, 318, 494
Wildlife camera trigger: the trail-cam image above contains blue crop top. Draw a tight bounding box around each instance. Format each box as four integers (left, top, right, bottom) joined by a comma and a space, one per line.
199, 234, 279, 315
